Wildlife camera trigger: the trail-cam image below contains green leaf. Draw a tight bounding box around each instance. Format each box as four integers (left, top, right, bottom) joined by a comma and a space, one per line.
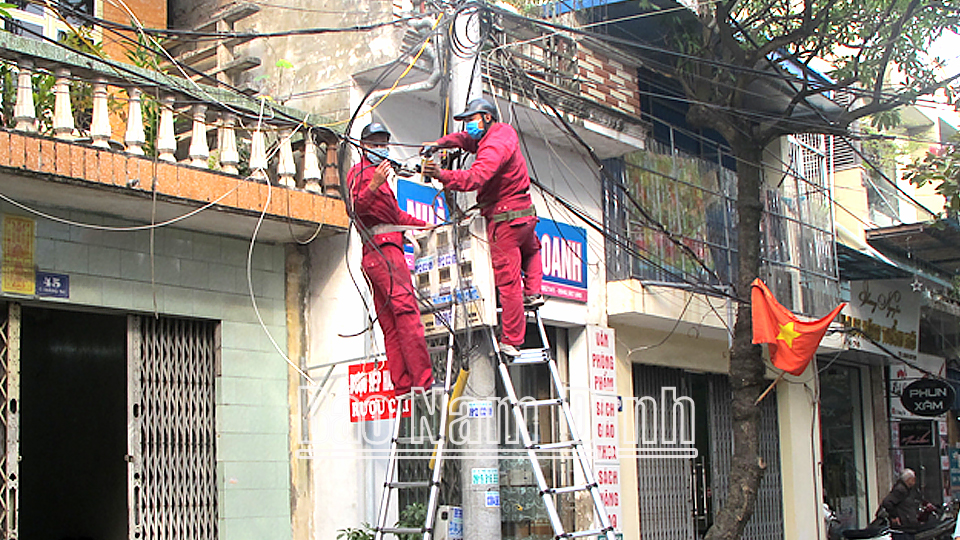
275, 59, 294, 70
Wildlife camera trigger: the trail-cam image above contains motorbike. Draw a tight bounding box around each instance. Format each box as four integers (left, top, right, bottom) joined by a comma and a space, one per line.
840, 503, 957, 540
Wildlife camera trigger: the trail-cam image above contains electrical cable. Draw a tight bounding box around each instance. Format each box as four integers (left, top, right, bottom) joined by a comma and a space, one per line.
486, 2, 960, 108
497, 52, 728, 288
243, 101, 316, 383
51, 3, 430, 40
335, 9, 464, 346
624, 292, 696, 356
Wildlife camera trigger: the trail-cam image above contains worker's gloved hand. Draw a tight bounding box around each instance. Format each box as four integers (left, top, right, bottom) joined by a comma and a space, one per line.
421, 160, 442, 180
369, 161, 393, 191
420, 142, 440, 157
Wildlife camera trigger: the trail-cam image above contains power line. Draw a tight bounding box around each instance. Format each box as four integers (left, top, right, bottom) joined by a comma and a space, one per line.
486, 3, 960, 116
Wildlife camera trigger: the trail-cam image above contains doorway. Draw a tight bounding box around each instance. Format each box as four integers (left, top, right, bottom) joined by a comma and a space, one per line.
19, 306, 128, 539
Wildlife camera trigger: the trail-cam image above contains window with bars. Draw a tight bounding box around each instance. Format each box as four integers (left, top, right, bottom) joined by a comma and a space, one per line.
604, 134, 840, 315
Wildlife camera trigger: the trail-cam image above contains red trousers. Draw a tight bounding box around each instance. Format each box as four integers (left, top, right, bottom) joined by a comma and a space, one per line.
362, 243, 433, 395
488, 217, 542, 346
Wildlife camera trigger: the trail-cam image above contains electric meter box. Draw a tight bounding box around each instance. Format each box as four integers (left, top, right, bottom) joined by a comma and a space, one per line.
410, 214, 496, 336
433, 505, 463, 540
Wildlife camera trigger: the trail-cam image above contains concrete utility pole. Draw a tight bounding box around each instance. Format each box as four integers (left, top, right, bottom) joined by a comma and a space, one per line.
449, 4, 502, 540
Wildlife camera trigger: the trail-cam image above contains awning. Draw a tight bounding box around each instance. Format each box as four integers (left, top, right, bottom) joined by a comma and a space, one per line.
866, 220, 960, 277
836, 243, 912, 281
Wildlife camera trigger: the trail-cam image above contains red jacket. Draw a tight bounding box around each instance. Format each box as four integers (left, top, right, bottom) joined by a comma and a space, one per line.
348, 158, 426, 252
435, 123, 533, 220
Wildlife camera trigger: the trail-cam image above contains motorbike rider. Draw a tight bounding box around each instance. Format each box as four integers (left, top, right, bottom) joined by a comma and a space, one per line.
881, 469, 922, 535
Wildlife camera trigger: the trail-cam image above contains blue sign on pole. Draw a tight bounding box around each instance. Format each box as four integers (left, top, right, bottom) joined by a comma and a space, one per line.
396, 179, 447, 225
397, 180, 589, 302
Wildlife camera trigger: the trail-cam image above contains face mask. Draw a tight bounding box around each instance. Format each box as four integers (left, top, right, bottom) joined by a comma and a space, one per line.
366, 148, 388, 165
466, 120, 485, 140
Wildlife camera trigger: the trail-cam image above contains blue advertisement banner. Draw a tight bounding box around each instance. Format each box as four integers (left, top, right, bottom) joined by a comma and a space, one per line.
396, 179, 447, 225
537, 218, 588, 302
395, 180, 588, 302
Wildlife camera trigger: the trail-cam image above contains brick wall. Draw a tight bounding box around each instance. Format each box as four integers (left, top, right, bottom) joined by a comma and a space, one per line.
577, 48, 642, 116
0, 130, 347, 229
101, 0, 167, 62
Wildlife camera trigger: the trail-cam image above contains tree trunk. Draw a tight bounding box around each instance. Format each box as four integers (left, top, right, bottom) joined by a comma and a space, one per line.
704, 141, 768, 540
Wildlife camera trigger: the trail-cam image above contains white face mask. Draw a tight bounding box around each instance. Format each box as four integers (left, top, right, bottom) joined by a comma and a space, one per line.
366, 147, 389, 165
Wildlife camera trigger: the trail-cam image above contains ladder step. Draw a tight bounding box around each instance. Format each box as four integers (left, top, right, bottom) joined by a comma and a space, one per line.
548, 483, 594, 495
566, 529, 611, 538
394, 437, 440, 445
532, 440, 581, 451
381, 527, 426, 535
387, 481, 433, 489
508, 348, 551, 365
520, 398, 563, 408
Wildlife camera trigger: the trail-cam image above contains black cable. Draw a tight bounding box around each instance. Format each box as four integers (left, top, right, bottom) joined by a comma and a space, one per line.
47, 2, 428, 40
3, 17, 316, 132
495, 50, 727, 287
485, 3, 960, 109
336, 10, 465, 344
490, 51, 734, 297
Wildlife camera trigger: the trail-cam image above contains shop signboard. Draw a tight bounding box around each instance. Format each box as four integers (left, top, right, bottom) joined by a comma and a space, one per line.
537, 218, 588, 302
348, 361, 411, 422
586, 325, 621, 532
844, 280, 919, 361
898, 420, 935, 448
900, 378, 955, 417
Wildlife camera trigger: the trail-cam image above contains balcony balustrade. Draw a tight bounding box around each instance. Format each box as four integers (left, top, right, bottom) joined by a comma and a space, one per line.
0, 31, 348, 241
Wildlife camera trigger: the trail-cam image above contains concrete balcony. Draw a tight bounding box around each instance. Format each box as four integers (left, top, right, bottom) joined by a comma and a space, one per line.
0, 31, 348, 242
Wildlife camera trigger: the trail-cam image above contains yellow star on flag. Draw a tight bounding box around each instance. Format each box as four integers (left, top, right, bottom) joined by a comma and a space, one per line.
776, 321, 801, 348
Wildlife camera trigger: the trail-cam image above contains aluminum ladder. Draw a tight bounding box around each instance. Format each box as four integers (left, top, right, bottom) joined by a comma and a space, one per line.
495, 307, 617, 540
373, 331, 455, 540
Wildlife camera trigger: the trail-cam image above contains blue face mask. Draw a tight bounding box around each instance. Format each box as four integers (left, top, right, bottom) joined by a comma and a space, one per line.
366, 148, 388, 165
466, 120, 485, 140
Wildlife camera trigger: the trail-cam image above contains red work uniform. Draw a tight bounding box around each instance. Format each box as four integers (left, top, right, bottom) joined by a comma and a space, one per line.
434, 122, 542, 347
348, 158, 433, 395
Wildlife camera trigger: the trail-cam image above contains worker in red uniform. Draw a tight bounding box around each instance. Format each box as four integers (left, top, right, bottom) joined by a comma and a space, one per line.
422, 98, 544, 357
349, 122, 434, 395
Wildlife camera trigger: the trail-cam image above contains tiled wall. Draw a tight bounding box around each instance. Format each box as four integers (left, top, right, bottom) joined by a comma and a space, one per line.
3, 204, 291, 540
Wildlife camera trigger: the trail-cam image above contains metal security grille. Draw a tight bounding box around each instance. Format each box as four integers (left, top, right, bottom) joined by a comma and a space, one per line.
708, 375, 783, 540
633, 365, 696, 540
129, 316, 218, 540
1, 303, 17, 539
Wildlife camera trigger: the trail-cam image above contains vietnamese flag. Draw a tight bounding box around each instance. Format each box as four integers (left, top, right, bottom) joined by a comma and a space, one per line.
751, 278, 846, 376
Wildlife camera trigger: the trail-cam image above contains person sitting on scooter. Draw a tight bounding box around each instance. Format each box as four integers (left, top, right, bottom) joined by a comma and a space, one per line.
881, 469, 922, 532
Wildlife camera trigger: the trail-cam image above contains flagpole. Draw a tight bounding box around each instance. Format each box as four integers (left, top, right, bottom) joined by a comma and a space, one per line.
755, 370, 786, 405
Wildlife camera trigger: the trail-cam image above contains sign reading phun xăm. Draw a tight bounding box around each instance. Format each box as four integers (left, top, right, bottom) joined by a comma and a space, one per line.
348, 361, 411, 422
900, 378, 955, 417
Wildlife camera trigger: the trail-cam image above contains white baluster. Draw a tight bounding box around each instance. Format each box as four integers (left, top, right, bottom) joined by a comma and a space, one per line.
14, 59, 37, 133
249, 127, 268, 181
157, 95, 176, 162
302, 131, 322, 193
188, 104, 209, 168
90, 78, 111, 148
277, 128, 296, 187
124, 87, 146, 155
53, 68, 75, 139
219, 113, 239, 175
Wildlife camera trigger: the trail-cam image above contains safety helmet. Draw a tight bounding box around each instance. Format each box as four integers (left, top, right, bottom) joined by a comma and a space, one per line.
360, 122, 391, 141
453, 98, 498, 122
